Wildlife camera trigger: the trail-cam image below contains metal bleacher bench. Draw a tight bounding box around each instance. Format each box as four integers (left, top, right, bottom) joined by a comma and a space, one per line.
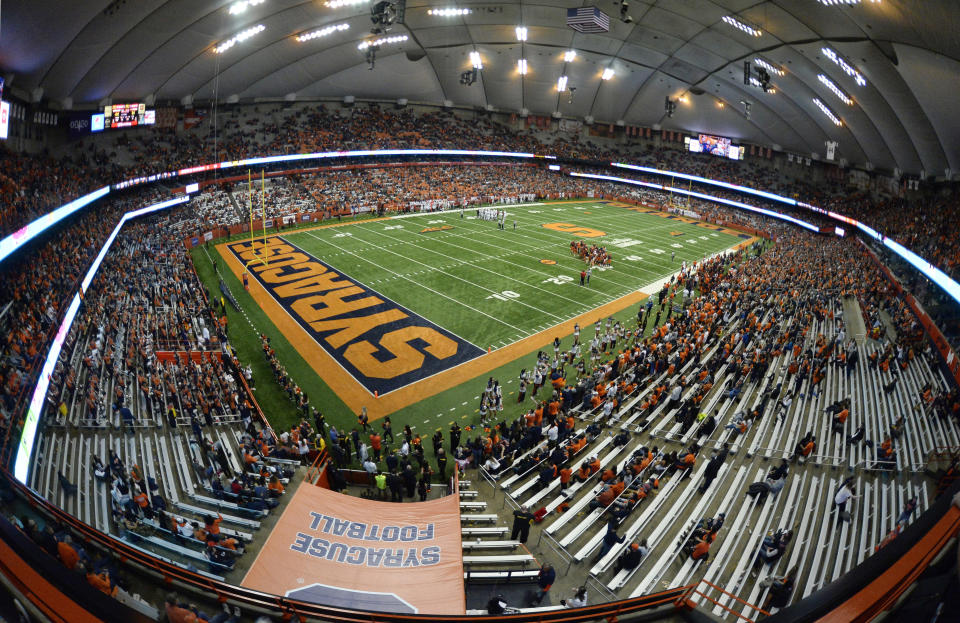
118, 536, 225, 582
461, 540, 521, 550
461, 527, 508, 537
462, 554, 534, 566
174, 501, 262, 530
459, 501, 487, 511
123, 532, 233, 571
191, 493, 269, 518
464, 569, 539, 581
460, 514, 498, 523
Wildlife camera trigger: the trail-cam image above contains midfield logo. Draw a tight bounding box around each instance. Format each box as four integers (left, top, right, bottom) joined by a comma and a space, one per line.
420, 225, 454, 233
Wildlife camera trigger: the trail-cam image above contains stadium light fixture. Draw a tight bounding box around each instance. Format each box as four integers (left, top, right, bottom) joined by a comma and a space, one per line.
325, 0, 367, 7
821, 47, 867, 86
749, 76, 776, 93
296, 23, 350, 42
557, 75, 568, 91
814, 98, 843, 126
516, 26, 528, 41
564, 50, 577, 62
818, 74, 853, 105
601, 67, 615, 80
214, 24, 265, 53
229, 0, 265, 14
358, 34, 407, 49
518, 58, 528, 75
469, 51, 482, 69
428, 8, 471, 16
753, 57, 784, 77
722, 15, 762, 37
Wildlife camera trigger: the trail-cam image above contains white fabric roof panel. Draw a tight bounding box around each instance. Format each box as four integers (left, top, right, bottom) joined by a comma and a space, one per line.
1, 0, 956, 176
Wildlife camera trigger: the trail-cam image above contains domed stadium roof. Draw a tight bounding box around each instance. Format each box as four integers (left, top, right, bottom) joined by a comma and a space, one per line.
1, 0, 957, 176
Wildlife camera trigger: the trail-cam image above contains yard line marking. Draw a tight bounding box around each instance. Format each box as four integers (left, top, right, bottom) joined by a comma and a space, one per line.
337, 227, 566, 321
442, 215, 642, 288
501, 203, 735, 272
369, 227, 605, 310
300, 230, 525, 333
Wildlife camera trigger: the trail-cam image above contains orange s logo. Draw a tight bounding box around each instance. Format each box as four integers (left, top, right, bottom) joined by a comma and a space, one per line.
542, 223, 606, 238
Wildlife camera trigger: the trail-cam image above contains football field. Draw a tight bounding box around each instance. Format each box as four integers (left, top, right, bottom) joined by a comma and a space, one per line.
279, 200, 746, 349
212, 199, 753, 427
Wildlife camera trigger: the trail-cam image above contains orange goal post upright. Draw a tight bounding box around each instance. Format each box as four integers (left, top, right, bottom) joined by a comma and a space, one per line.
244, 169, 270, 273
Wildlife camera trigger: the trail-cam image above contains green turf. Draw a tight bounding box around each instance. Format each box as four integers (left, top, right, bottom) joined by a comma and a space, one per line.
282, 201, 744, 347
193, 200, 749, 441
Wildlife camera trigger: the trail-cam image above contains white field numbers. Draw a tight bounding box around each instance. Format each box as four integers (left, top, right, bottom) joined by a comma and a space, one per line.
486, 290, 520, 301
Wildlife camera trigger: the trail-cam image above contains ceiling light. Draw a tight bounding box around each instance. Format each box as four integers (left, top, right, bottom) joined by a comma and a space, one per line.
518, 58, 528, 75
678, 94, 688, 103
753, 57, 784, 77
325, 0, 367, 7
557, 75, 568, 91
748, 77, 775, 93
469, 51, 482, 70
229, 0, 265, 14
814, 98, 843, 126
516, 26, 528, 41
428, 8, 471, 16
296, 23, 350, 42
601, 68, 615, 80
821, 47, 866, 86
214, 24, 265, 53
818, 74, 853, 105
357, 34, 407, 50
722, 15, 762, 37
717, 101, 725, 109
564, 50, 577, 62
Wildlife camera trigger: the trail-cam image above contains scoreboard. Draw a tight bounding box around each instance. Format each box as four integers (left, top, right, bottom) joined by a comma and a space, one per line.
103, 103, 149, 128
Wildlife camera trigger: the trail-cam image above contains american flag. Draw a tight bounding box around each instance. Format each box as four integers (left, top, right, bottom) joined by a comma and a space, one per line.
566, 7, 610, 33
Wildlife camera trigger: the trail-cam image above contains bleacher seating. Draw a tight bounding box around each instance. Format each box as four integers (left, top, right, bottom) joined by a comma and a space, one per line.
2, 102, 957, 621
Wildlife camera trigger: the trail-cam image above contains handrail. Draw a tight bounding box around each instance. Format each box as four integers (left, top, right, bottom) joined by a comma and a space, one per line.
304, 449, 329, 485
680, 579, 769, 623
813, 496, 960, 623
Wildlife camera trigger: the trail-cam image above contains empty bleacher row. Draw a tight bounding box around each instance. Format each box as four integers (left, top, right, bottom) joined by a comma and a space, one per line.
471, 229, 956, 616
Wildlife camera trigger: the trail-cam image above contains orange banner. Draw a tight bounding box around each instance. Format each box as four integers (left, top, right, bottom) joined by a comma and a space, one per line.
241, 484, 465, 614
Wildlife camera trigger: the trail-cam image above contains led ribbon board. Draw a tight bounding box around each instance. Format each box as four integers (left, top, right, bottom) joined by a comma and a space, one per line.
0, 186, 110, 264
13, 196, 189, 483
569, 171, 820, 232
